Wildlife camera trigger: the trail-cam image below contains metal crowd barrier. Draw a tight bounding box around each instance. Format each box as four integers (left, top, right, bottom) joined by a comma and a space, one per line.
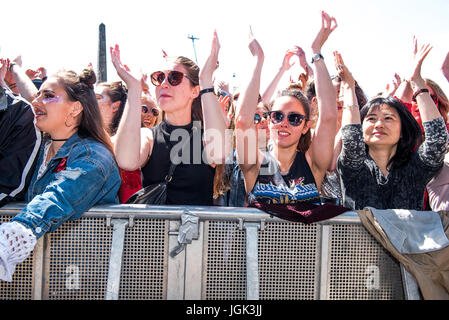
0, 203, 408, 300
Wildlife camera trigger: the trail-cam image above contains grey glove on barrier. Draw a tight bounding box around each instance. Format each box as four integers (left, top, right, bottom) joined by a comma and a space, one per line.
170, 210, 199, 257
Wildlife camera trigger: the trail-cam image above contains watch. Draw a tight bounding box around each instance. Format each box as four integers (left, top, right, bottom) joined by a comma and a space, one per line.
311, 53, 324, 64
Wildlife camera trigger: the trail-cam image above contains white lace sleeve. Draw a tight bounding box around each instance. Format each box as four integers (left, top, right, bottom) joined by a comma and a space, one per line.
0, 222, 37, 282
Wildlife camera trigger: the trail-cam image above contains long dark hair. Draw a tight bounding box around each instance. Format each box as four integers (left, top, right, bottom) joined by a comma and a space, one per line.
55, 67, 115, 156
360, 96, 422, 168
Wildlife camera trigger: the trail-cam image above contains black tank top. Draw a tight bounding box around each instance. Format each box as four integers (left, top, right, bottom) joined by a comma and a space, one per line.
248, 151, 320, 205
141, 121, 215, 206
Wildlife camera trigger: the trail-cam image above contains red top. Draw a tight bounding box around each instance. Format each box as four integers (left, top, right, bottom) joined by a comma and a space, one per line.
118, 168, 142, 204
395, 96, 449, 132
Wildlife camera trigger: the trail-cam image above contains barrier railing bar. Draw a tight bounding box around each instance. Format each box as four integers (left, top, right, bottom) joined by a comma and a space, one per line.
105, 219, 128, 300
31, 237, 45, 300
318, 225, 331, 300
244, 222, 261, 300
166, 220, 186, 300
0, 203, 362, 225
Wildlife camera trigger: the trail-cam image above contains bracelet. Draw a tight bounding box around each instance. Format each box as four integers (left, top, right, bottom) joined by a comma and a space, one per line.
199, 87, 215, 97
412, 88, 430, 102
342, 104, 359, 110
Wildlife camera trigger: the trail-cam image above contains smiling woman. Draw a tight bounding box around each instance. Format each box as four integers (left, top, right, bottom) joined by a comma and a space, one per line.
337, 39, 448, 210
0, 67, 121, 282
235, 12, 338, 208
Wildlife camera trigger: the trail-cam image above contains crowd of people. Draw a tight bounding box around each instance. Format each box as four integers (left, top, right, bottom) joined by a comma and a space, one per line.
0, 11, 448, 283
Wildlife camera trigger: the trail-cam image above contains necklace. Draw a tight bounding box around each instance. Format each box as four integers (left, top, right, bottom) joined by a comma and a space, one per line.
51, 138, 69, 141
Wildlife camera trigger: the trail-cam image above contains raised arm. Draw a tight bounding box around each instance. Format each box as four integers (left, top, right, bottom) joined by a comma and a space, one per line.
234, 27, 265, 192
336, 51, 360, 126
409, 37, 441, 122
8, 56, 38, 102
328, 51, 359, 171
199, 30, 229, 165
306, 11, 338, 179
261, 47, 295, 104
110, 44, 146, 171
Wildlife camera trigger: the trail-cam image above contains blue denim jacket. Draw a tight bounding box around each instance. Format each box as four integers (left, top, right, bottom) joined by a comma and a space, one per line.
12, 133, 121, 238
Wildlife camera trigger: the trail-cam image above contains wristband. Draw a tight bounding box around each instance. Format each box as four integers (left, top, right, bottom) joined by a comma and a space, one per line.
412, 88, 429, 102
199, 87, 215, 97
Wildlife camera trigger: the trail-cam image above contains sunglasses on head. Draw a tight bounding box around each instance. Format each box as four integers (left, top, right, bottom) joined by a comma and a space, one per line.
267, 111, 306, 127
150, 70, 194, 87
142, 105, 160, 117
254, 112, 269, 124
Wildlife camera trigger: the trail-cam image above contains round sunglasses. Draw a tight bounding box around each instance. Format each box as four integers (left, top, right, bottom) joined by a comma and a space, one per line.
150, 70, 194, 87
254, 112, 269, 124
267, 111, 306, 127
142, 105, 160, 117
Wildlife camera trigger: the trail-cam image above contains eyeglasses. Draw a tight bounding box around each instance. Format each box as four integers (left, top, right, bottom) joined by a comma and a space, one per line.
150, 70, 194, 87
267, 111, 306, 127
142, 105, 160, 117
254, 112, 269, 124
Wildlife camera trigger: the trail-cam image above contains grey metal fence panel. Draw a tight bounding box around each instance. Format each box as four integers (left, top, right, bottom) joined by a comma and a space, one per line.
258, 222, 320, 300
44, 217, 113, 300
118, 218, 168, 300
203, 220, 246, 300
327, 224, 404, 300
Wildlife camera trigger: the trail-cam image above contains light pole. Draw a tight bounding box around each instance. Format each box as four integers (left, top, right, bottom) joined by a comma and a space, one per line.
187, 34, 199, 64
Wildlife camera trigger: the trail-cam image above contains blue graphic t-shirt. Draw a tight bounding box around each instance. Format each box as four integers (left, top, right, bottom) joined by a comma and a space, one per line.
248, 151, 321, 205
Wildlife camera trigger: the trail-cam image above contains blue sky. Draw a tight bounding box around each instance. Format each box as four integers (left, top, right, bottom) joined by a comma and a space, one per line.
1, 0, 448, 98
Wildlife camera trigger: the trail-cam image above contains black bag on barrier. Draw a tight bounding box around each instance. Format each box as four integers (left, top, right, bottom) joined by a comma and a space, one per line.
125, 162, 176, 205
125, 130, 193, 205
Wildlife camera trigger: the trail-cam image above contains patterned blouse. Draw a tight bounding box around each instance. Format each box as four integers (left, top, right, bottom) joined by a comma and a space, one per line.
337, 117, 448, 210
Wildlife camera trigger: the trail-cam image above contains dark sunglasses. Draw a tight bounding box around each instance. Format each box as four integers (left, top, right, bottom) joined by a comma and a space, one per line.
150, 70, 194, 87
267, 111, 306, 127
142, 105, 160, 117
254, 112, 269, 124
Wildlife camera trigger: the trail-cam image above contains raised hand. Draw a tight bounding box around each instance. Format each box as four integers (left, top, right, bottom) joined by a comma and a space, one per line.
280, 49, 296, 71
333, 51, 355, 88
199, 30, 220, 88
410, 36, 432, 88
311, 11, 337, 54
248, 26, 264, 61
141, 73, 151, 94
384, 73, 402, 97
110, 44, 141, 88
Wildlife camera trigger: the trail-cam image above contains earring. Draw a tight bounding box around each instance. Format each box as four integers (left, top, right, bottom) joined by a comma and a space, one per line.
64, 114, 74, 127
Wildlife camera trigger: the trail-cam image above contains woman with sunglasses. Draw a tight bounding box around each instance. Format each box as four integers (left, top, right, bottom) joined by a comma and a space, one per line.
111, 36, 228, 206
141, 93, 161, 129
337, 39, 448, 210
0, 67, 121, 282
235, 12, 338, 206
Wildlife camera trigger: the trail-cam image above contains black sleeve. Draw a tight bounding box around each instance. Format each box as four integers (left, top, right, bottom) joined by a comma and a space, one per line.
0, 97, 41, 206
